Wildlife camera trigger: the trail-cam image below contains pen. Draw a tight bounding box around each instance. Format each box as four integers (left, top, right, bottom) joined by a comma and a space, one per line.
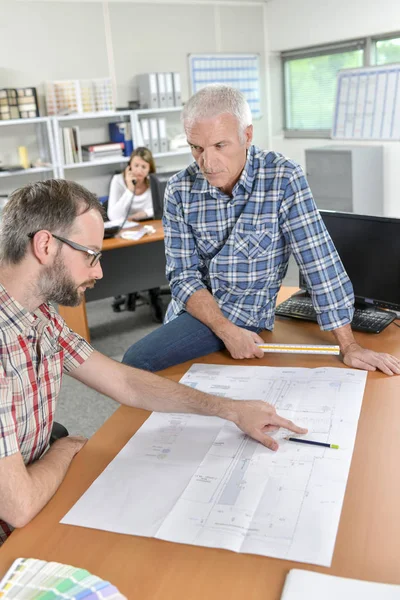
284, 437, 340, 449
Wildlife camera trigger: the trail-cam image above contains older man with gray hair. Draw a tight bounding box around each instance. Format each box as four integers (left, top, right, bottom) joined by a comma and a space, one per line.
123, 84, 400, 376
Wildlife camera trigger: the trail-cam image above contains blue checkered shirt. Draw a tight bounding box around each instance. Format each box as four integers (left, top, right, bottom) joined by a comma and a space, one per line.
163, 145, 354, 331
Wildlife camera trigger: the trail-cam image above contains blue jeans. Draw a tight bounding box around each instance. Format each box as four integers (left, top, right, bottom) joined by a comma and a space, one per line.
122, 312, 262, 372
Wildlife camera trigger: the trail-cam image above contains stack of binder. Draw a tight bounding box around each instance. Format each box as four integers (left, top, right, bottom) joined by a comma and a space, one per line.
81, 142, 124, 162
139, 117, 168, 155
137, 72, 182, 109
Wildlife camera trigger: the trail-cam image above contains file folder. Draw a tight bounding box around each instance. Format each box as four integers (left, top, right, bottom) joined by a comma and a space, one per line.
172, 72, 182, 106
165, 73, 175, 107
157, 73, 168, 108
140, 118, 151, 149
158, 118, 168, 153
150, 118, 160, 154
137, 73, 158, 109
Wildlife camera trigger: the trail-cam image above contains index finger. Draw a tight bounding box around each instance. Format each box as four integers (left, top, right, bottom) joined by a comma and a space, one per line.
271, 415, 308, 435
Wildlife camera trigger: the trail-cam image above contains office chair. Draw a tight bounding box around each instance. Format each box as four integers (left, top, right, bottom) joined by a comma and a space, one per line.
50, 422, 69, 445
111, 172, 176, 318
148, 172, 176, 303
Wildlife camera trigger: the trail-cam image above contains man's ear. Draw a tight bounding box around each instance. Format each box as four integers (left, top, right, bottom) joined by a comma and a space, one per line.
245, 124, 253, 148
29, 231, 57, 265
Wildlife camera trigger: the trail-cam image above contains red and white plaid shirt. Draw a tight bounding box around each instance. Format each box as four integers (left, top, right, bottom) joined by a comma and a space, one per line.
0, 284, 93, 544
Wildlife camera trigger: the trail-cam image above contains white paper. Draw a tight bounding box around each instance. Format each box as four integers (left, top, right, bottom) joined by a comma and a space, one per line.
104, 220, 138, 230
62, 365, 367, 566
120, 229, 146, 241
281, 569, 400, 600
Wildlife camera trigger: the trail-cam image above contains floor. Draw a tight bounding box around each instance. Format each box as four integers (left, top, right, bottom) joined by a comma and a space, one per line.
55, 257, 300, 438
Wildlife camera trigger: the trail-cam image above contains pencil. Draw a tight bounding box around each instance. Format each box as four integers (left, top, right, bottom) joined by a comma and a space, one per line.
257, 343, 340, 355
285, 437, 339, 449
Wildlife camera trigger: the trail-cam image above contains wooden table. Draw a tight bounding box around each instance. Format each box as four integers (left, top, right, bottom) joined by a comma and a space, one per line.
58, 220, 166, 342
1, 287, 400, 599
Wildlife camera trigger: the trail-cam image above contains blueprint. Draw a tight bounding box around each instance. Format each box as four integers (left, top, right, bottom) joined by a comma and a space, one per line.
61, 365, 367, 566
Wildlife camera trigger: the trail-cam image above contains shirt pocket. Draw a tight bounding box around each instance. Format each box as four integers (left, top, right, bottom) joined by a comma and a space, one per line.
233, 223, 273, 259
195, 231, 223, 259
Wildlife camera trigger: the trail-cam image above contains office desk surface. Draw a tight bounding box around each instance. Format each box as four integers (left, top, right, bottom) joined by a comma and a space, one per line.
101, 219, 164, 251
1, 288, 400, 599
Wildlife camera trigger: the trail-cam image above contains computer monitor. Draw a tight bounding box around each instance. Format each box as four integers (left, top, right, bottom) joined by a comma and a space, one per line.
149, 172, 177, 219
299, 211, 400, 312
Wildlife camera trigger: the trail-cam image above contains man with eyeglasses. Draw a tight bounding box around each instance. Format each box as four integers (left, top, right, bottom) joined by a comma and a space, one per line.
0, 179, 306, 546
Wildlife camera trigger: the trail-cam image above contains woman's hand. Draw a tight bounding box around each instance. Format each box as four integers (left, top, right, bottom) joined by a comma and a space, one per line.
124, 167, 136, 193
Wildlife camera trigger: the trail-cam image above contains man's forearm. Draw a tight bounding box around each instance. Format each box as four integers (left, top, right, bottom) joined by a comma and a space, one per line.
186, 289, 232, 337
118, 363, 237, 420
331, 323, 357, 353
16, 438, 83, 527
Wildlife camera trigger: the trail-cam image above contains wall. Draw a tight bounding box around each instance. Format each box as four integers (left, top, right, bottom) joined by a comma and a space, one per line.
265, 0, 400, 217
1, 0, 268, 147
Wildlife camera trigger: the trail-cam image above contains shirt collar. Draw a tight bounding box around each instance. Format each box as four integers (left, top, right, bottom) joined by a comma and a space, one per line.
190, 144, 257, 198
0, 283, 48, 336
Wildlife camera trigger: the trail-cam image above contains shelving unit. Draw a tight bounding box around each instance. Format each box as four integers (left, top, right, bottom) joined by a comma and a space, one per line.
0, 108, 191, 200
0, 166, 54, 179
131, 106, 191, 166
52, 110, 133, 179
0, 117, 57, 194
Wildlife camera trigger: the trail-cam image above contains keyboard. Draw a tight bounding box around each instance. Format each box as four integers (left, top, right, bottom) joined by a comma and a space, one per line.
275, 295, 397, 333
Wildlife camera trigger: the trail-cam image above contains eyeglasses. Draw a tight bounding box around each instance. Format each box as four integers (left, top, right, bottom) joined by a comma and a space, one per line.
28, 232, 102, 267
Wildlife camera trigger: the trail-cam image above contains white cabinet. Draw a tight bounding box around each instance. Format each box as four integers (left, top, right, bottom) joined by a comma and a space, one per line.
0, 117, 57, 196
305, 145, 384, 216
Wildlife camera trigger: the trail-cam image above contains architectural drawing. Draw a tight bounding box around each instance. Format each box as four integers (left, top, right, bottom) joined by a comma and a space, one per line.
62, 365, 367, 566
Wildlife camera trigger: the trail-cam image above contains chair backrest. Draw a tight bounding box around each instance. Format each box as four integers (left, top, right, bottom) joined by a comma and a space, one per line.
149, 172, 177, 219
98, 196, 109, 220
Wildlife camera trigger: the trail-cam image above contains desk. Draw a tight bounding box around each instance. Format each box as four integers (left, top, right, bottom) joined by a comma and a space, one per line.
58, 220, 166, 342
1, 287, 400, 599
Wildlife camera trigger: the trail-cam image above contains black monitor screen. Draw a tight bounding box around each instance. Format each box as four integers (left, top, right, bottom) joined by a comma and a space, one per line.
299, 211, 400, 311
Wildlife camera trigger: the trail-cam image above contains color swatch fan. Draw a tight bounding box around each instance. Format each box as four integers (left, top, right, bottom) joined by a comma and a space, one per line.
0, 557, 127, 599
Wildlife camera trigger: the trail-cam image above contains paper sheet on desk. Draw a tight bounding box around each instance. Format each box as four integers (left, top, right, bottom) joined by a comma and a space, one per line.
61, 365, 367, 567
281, 569, 400, 600
120, 229, 146, 241
104, 219, 138, 230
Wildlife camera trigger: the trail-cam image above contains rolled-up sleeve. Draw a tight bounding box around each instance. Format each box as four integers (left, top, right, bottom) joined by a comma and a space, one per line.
0, 366, 19, 459
162, 183, 207, 307
279, 165, 355, 331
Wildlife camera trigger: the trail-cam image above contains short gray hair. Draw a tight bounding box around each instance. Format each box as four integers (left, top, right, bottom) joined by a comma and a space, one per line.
0, 179, 104, 264
182, 84, 252, 141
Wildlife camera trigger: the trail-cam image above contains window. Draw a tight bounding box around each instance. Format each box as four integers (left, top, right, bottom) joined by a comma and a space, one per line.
374, 35, 400, 65
283, 42, 364, 136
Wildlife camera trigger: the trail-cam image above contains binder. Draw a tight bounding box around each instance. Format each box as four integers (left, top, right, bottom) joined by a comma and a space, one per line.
140, 118, 151, 149
157, 73, 167, 108
137, 73, 158, 109
149, 118, 160, 154
164, 73, 174, 107
158, 118, 168, 153
172, 72, 182, 106
109, 122, 133, 157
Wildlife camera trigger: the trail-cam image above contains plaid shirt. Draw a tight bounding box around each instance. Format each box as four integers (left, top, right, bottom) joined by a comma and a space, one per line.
0, 285, 93, 545
163, 145, 354, 330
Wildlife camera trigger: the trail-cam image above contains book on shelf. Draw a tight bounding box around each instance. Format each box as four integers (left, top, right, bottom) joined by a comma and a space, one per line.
81, 142, 124, 153
82, 150, 125, 162
62, 126, 82, 164
81, 141, 124, 162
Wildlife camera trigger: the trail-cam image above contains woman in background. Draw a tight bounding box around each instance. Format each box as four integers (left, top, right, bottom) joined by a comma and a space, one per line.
108, 147, 155, 222
107, 147, 163, 322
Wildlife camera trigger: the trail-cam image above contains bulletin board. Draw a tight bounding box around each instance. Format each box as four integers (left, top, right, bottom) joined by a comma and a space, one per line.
188, 53, 262, 118
332, 63, 400, 140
